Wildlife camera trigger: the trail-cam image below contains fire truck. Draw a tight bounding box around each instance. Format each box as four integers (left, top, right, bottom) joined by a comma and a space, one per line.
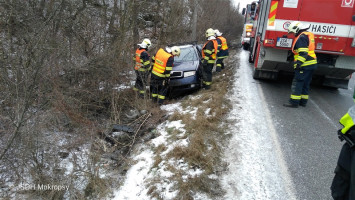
241, 23, 254, 50
248, 0, 355, 89
241, 2, 258, 50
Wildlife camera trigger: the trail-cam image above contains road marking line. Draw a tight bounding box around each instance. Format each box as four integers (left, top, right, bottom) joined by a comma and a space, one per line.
309, 99, 339, 129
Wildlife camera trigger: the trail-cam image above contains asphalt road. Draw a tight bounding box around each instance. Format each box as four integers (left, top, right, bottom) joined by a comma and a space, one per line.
237, 49, 354, 200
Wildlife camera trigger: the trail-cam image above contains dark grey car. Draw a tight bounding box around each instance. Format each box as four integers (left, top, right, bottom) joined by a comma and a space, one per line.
168, 44, 203, 97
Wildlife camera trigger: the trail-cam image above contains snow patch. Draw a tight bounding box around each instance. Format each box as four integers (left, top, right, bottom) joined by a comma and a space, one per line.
112, 102, 205, 200
220, 50, 296, 200
112, 150, 154, 200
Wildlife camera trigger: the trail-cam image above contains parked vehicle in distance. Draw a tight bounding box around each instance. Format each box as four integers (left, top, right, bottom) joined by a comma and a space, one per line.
168, 43, 202, 97
241, 23, 253, 50
241, 1, 258, 50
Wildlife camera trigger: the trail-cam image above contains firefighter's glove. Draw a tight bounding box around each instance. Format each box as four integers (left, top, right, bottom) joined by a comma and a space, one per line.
338, 129, 355, 148
293, 63, 301, 70
201, 59, 207, 66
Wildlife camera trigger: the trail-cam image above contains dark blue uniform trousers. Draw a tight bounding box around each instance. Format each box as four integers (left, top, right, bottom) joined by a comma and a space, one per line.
289, 65, 317, 106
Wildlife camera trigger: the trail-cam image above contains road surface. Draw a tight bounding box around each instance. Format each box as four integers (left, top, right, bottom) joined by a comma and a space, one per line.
221, 49, 354, 200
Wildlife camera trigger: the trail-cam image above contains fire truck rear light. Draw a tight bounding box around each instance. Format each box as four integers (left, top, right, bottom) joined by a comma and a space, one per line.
265, 39, 274, 45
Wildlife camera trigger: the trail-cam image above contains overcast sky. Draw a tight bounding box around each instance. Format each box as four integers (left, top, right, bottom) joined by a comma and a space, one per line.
233, 0, 255, 12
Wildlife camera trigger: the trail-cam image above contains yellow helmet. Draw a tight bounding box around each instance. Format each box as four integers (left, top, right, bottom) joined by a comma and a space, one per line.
138, 38, 152, 49
205, 28, 215, 37
171, 46, 181, 57
288, 21, 303, 34
215, 29, 222, 36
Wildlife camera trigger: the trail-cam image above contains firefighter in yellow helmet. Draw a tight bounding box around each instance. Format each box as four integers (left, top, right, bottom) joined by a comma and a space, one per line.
214, 29, 229, 72
201, 28, 218, 89
150, 46, 180, 105
133, 38, 152, 98
331, 92, 355, 200
283, 21, 317, 108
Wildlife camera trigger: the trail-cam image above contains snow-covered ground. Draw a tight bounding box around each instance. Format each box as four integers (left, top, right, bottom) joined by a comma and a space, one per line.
220, 51, 297, 200
111, 51, 297, 199
112, 103, 205, 200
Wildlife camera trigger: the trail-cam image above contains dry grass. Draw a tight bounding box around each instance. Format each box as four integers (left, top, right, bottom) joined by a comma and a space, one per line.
148, 52, 237, 199
152, 144, 166, 169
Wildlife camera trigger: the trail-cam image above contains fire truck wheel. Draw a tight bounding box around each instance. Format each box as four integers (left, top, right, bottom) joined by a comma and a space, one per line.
252, 68, 259, 79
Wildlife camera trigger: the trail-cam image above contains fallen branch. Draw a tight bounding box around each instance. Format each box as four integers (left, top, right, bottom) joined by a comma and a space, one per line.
125, 113, 151, 157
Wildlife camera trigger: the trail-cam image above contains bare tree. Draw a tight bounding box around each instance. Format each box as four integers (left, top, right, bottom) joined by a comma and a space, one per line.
0, 0, 243, 198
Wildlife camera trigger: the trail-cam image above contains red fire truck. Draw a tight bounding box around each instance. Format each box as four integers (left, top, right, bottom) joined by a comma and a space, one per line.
241, 2, 258, 50
248, 0, 355, 89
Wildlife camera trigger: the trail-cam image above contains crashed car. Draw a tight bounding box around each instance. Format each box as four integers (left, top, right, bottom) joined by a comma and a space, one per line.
168, 43, 203, 97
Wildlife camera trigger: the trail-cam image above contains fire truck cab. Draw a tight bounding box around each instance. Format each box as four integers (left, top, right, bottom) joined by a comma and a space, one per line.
248, 0, 355, 89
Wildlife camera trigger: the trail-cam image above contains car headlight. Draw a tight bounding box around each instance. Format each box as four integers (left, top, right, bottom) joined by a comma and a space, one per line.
184, 71, 196, 77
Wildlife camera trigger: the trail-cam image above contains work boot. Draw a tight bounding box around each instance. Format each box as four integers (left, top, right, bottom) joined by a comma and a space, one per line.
283, 103, 298, 108
202, 84, 210, 90
138, 93, 145, 99
299, 103, 307, 107
204, 85, 211, 90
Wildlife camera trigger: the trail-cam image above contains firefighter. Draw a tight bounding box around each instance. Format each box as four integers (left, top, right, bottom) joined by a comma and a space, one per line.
214, 29, 229, 72
283, 21, 317, 108
201, 28, 218, 89
133, 38, 152, 98
150, 46, 180, 105
331, 104, 355, 200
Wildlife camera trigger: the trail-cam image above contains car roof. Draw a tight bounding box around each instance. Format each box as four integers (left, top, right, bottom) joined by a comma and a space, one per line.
177, 44, 194, 48
167, 43, 196, 49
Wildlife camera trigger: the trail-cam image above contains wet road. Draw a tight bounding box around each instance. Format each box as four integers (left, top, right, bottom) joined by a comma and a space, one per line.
232, 49, 354, 200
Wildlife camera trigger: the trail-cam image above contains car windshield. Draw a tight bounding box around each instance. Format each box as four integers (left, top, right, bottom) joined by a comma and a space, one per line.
173, 46, 198, 62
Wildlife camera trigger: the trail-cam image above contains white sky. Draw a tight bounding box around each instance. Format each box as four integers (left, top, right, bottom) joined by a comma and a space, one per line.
233, 0, 255, 12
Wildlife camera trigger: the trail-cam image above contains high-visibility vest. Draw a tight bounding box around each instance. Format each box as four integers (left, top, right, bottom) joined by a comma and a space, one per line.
152, 48, 172, 78
202, 39, 218, 61
135, 48, 145, 70
217, 36, 228, 50
339, 105, 355, 134
292, 32, 317, 66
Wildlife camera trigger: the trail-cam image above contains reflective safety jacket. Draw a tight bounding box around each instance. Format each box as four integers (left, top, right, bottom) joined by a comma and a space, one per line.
217, 36, 228, 50
134, 48, 151, 72
340, 105, 355, 134
334, 105, 355, 200
292, 31, 317, 68
152, 48, 173, 78
216, 36, 229, 59
202, 39, 218, 64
